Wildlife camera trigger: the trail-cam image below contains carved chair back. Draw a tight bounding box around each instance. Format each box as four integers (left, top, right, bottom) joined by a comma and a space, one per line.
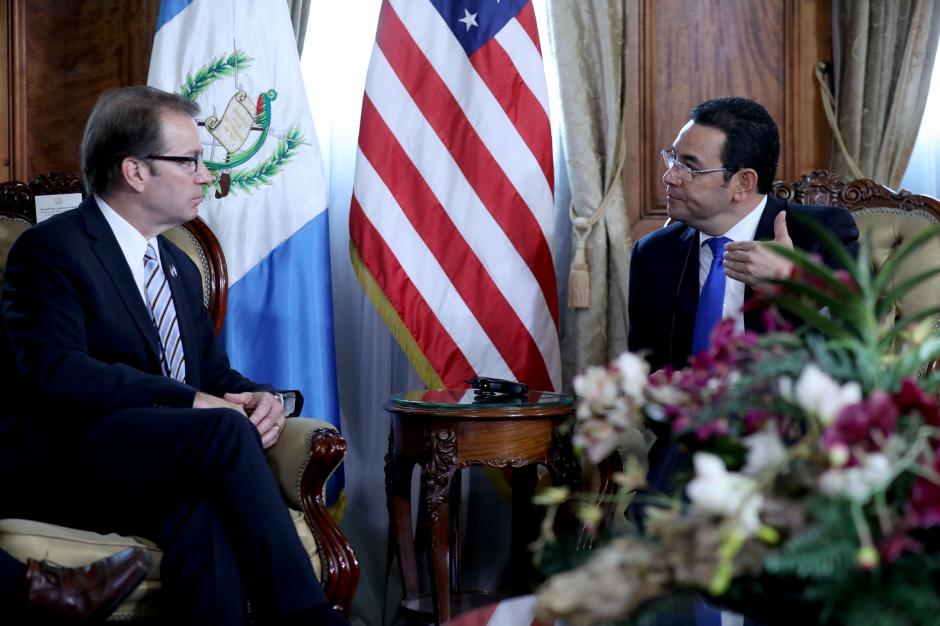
773, 170, 940, 370
0, 173, 228, 333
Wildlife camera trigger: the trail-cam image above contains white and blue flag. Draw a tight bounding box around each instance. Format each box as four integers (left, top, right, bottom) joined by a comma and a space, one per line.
148, 0, 343, 505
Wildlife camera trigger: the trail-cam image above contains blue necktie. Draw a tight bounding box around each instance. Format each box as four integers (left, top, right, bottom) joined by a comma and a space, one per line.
692, 236, 731, 355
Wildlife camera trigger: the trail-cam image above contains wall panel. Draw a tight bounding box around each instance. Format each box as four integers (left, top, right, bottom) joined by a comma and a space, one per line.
7, 0, 158, 181
625, 0, 832, 240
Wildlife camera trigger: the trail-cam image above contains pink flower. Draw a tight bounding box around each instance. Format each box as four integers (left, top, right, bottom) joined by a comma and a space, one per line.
743, 409, 770, 433
822, 391, 898, 457
893, 377, 940, 427
695, 418, 729, 442
877, 530, 924, 563
908, 453, 940, 528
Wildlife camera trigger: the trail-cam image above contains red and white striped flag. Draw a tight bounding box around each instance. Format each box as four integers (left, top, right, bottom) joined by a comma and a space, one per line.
349, 0, 560, 391
444, 595, 554, 626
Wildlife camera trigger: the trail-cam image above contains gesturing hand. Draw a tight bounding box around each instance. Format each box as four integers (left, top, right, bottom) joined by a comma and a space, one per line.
723, 211, 794, 290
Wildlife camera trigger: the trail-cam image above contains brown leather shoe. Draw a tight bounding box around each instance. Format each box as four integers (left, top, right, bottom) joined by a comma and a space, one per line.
26, 546, 151, 624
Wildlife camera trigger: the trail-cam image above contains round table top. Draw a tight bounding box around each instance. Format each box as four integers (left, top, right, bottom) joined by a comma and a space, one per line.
388, 388, 573, 410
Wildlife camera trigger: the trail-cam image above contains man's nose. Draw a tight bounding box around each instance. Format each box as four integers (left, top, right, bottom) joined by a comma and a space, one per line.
195, 161, 213, 184
662, 166, 682, 186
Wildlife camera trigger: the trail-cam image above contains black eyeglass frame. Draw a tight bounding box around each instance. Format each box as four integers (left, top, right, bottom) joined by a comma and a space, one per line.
144, 154, 203, 172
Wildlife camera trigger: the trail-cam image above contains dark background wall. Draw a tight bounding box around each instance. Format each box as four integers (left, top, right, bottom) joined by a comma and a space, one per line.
0, 0, 832, 237
1, 0, 159, 182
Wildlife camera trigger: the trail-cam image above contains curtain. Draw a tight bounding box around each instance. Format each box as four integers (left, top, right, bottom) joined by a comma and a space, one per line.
285, 0, 311, 56
547, 0, 630, 384
900, 56, 940, 197
829, 0, 940, 187
301, 3, 571, 623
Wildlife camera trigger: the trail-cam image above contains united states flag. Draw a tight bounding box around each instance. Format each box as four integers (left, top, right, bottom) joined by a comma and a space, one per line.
444, 595, 552, 625
349, 0, 560, 391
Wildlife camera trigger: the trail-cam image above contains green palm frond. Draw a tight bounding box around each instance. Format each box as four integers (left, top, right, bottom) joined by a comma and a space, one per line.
760, 213, 940, 385
179, 50, 253, 101
223, 125, 303, 195
877, 266, 940, 319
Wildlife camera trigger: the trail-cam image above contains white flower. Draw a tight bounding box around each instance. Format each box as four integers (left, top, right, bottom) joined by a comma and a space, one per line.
686, 452, 763, 535
818, 453, 894, 502
741, 428, 787, 477
781, 364, 862, 425
613, 352, 649, 402
573, 418, 620, 464
573, 366, 619, 415
644, 381, 687, 407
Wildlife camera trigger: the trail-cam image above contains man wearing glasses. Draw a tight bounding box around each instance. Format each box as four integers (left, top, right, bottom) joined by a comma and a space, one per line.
628, 97, 859, 373
0, 87, 346, 625
627, 98, 858, 625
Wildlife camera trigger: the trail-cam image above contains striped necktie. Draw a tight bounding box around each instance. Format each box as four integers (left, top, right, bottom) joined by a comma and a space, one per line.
143, 242, 186, 382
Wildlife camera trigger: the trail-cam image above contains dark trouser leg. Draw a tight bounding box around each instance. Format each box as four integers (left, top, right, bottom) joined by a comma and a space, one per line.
154, 497, 248, 626
0, 547, 28, 619
5, 407, 326, 625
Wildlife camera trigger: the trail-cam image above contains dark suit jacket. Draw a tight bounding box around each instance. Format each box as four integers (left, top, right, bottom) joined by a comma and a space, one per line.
627, 195, 860, 372
0, 196, 262, 445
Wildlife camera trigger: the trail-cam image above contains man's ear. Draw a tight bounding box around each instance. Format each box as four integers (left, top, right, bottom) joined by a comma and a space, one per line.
732, 168, 758, 199
120, 156, 148, 193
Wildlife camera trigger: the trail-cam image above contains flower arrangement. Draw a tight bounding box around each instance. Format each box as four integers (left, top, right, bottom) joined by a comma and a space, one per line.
533, 219, 940, 626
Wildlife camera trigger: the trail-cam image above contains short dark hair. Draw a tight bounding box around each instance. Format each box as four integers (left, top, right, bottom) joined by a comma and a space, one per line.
690, 97, 779, 194
80, 86, 200, 195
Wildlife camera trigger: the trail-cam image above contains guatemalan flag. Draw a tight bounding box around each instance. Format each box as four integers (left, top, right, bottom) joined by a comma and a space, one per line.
148, 0, 343, 505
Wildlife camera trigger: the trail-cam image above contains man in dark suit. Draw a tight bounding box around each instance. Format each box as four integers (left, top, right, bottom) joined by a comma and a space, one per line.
627, 98, 858, 626
0, 87, 346, 625
628, 97, 859, 372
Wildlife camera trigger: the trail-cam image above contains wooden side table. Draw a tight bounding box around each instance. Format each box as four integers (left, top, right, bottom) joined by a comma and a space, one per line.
384, 389, 579, 624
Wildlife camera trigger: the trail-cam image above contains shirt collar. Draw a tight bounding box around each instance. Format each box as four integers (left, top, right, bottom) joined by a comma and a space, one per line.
700, 195, 768, 246
95, 193, 160, 265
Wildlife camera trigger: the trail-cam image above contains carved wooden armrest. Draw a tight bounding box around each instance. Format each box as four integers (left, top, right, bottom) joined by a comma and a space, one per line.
267, 418, 360, 616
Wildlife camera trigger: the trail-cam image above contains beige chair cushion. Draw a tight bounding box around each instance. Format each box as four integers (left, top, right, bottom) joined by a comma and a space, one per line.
163, 225, 212, 309
853, 207, 940, 326
0, 218, 31, 292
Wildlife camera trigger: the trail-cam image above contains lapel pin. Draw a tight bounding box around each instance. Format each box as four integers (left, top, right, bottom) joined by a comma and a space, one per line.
169, 265, 178, 278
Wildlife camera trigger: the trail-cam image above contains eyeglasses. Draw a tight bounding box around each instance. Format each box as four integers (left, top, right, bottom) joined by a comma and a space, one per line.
145, 154, 204, 174
661, 149, 737, 181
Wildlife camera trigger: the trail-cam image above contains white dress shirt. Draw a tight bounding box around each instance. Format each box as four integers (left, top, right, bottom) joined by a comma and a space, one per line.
95, 194, 164, 306
698, 195, 767, 332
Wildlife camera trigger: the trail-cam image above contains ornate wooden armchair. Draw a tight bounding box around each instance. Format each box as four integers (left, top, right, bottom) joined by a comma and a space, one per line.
0, 173, 359, 619
772, 171, 940, 370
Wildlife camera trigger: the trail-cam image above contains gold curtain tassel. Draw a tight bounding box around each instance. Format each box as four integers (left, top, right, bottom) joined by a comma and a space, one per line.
567, 244, 590, 309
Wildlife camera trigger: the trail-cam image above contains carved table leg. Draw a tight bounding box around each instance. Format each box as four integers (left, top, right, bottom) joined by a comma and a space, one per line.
509, 465, 539, 593
421, 427, 457, 624
547, 426, 582, 490
385, 428, 420, 600
545, 426, 585, 541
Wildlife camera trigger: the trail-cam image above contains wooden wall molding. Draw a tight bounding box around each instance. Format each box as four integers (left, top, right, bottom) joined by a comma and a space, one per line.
2, 0, 158, 182
624, 0, 832, 241
8, 0, 26, 182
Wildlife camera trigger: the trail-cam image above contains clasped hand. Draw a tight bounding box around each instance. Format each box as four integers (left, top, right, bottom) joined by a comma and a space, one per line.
193, 390, 286, 448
